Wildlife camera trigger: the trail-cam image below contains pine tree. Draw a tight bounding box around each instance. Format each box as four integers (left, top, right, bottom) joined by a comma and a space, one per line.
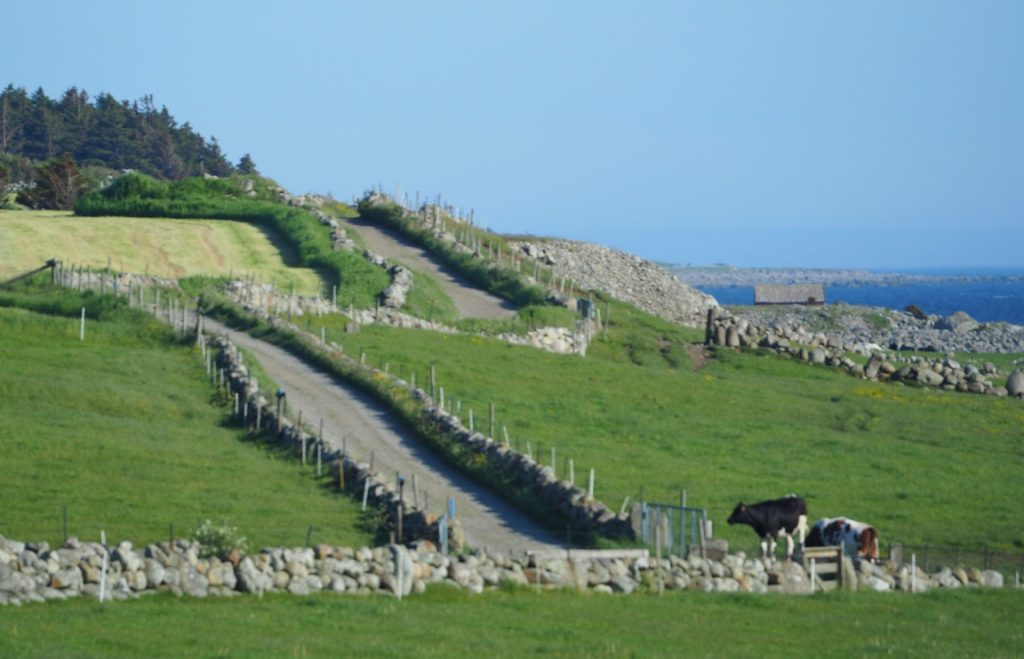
237, 153, 258, 175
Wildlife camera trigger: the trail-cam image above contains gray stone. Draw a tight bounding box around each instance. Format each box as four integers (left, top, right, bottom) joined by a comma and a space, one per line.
1007, 369, 1024, 397
609, 575, 636, 594
916, 368, 945, 386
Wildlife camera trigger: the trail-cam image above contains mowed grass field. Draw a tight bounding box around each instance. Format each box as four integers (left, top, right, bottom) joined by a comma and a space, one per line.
0, 210, 322, 295
304, 316, 1024, 553
1, 588, 1021, 657
0, 302, 374, 548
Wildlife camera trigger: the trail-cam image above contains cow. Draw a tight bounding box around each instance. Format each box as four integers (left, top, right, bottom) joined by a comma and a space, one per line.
727, 494, 808, 561
806, 517, 880, 562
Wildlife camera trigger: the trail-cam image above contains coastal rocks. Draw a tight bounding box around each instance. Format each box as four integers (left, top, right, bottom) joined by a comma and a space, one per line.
507, 239, 717, 328
707, 310, 1022, 400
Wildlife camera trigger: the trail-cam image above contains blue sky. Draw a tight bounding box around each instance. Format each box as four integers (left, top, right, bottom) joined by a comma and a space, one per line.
4, 1, 1021, 269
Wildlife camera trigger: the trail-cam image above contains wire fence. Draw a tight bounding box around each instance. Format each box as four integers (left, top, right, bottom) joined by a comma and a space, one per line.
888, 543, 1024, 577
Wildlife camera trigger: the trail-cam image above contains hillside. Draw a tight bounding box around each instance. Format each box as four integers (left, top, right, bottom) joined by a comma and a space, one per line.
27, 179, 1021, 555
0, 291, 374, 548
0, 209, 321, 294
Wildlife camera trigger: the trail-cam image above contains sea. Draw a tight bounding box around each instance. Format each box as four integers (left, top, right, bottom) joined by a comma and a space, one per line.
696, 269, 1024, 325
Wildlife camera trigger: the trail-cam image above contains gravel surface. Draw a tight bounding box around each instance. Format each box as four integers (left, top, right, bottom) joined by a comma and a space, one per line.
343, 216, 517, 320
203, 317, 562, 553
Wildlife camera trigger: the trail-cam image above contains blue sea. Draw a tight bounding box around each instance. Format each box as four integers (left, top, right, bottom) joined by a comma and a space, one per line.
698, 274, 1024, 325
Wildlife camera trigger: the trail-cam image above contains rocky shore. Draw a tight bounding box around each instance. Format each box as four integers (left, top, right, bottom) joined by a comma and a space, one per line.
730, 304, 1024, 355
671, 266, 1023, 288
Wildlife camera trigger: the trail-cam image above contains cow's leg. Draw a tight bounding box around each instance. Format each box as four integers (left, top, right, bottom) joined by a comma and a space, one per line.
767, 536, 777, 559
760, 538, 769, 559
784, 533, 794, 560
797, 515, 808, 548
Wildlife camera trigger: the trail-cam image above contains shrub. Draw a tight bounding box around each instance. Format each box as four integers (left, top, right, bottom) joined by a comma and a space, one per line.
190, 519, 249, 559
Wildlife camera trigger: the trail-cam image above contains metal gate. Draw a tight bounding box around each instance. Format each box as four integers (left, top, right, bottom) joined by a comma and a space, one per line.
640, 503, 708, 558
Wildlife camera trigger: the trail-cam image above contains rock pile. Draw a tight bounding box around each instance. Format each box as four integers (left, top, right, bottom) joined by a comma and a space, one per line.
2, 535, 1009, 606
735, 304, 1024, 355
706, 310, 1022, 398
507, 239, 717, 328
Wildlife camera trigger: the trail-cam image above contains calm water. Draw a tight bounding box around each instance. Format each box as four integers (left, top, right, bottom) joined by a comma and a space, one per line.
699, 279, 1024, 325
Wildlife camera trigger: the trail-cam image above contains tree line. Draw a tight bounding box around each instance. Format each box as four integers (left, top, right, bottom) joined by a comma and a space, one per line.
0, 84, 258, 209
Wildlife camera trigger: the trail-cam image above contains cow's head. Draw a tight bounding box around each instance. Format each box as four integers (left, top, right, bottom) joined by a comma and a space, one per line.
727, 503, 748, 525
859, 527, 880, 562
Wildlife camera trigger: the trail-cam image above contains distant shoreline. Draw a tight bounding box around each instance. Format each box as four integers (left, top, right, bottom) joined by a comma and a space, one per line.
669, 266, 1024, 288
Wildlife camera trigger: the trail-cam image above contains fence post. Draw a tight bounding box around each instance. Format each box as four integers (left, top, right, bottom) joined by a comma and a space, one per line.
588, 469, 595, 499
80, 307, 85, 341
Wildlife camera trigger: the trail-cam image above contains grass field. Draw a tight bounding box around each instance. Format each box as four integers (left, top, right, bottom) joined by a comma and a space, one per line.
0, 588, 1021, 657
293, 314, 1024, 553
0, 210, 323, 295
0, 301, 375, 549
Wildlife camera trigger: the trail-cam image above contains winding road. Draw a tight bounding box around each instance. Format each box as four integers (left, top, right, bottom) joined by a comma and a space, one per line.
342, 216, 517, 320
204, 317, 562, 553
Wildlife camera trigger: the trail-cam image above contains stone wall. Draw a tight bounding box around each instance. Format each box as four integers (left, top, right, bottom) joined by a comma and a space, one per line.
211, 337, 462, 549
1, 534, 1011, 606
706, 309, 1024, 399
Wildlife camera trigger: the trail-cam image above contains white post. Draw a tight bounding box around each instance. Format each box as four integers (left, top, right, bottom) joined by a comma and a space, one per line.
80, 307, 85, 341
911, 554, 916, 593
810, 558, 817, 593
588, 468, 595, 499
569, 459, 575, 485
362, 478, 371, 511
99, 530, 108, 603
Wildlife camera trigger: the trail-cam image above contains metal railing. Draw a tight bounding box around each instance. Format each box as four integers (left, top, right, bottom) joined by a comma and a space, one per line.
639, 502, 708, 558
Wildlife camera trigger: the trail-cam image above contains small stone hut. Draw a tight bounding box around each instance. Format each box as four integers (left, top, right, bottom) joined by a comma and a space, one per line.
754, 284, 825, 305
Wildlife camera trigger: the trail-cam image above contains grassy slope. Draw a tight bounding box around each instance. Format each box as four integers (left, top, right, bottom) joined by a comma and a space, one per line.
311, 317, 1024, 552
0, 589, 1021, 657
0, 303, 375, 549
0, 209, 322, 295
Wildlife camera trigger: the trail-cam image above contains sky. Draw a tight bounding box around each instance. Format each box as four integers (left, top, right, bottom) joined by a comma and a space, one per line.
3, 1, 1022, 269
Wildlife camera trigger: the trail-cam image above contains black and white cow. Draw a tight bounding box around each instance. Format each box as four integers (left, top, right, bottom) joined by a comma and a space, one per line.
806, 517, 880, 562
727, 494, 808, 560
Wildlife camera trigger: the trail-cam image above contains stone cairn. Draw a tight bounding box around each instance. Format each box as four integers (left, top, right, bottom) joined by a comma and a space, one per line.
1, 534, 1011, 606
706, 309, 1024, 399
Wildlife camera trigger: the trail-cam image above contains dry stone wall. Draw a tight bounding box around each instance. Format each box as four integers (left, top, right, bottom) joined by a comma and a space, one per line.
706, 309, 1024, 399
1, 534, 1010, 606
211, 337, 461, 549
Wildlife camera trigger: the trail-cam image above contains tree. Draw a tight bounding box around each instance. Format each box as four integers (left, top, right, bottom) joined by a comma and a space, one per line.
0, 162, 9, 207
237, 153, 258, 175
22, 153, 88, 210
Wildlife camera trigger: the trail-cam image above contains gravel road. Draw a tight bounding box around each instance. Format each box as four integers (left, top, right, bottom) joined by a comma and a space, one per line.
203, 317, 562, 553
343, 216, 517, 320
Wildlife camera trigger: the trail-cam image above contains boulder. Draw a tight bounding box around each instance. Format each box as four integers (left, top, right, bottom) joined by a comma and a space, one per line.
1006, 369, 1024, 398
936, 311, 978, 333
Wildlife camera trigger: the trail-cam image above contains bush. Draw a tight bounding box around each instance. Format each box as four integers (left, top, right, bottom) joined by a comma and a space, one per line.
191, 519, 249, 559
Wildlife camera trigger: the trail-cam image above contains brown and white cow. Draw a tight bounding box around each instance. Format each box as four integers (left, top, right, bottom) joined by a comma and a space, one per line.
806, 517, 880, 562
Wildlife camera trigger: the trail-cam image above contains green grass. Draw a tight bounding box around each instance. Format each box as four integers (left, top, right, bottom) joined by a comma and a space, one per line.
0, 209, 323, 295
0, 588, 1021, 657
0, 297, 375, 549
396, 262, 461, 324
75, 173, 390, 308
294, 310, 1024, 554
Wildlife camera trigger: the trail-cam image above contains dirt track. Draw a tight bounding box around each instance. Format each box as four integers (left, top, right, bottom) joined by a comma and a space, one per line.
203, 317, 562, 553
343, 216, 517, 320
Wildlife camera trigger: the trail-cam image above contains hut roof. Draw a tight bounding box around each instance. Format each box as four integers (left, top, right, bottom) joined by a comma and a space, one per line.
754, 284, 825, 305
